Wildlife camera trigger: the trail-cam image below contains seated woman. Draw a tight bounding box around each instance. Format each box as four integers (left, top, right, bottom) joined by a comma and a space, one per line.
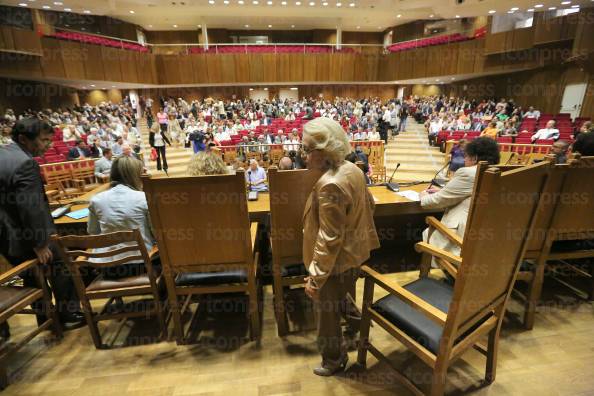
420, 137, 500, 263
448, 139, 467, 177
87, 156, 157, 279
187, 151, 229, 176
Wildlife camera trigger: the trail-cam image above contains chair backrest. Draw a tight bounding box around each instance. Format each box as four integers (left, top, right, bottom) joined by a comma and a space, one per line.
143, 171, 253, 272
268, 168, 323, 267
448, 161, 551, 335
546, 155, 594, 241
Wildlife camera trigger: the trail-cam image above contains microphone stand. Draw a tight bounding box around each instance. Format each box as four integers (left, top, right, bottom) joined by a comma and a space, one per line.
428, 161, 451, 189
386, 163, 401, 192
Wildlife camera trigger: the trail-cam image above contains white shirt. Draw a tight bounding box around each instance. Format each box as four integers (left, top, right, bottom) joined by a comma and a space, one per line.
87, 184, 156, 263
153, 131, 165, 147
531, 128, 559, 141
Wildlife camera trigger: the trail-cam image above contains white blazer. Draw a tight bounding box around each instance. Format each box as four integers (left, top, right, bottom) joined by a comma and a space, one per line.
420, 165, 477, 257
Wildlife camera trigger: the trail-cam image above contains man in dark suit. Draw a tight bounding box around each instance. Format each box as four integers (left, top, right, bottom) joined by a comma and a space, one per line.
0, 118, 84, 340
67, 139, 91, 160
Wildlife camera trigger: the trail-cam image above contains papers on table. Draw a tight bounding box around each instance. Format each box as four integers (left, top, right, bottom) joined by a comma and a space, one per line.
396, 190, 420, 202
65, 208, 90, 220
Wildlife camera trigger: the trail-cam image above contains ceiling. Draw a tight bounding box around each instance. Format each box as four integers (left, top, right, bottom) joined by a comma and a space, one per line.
4, 0, 592, 32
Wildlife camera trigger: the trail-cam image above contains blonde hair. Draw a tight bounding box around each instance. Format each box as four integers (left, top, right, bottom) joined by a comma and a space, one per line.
303, 117, 351, 168
149, 122, 160, 133
187, 151, 229, 176
110, 155, 143, 191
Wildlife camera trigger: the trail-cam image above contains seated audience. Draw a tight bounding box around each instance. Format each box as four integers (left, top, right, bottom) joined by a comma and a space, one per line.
111, 136, 125, 156
245, 159, 268, 192
531, 120, 560, 142
551, 140, 570, 164
448, 139, 467, 175
278, 156, 294, 170
67, 139, 91, 160
94, 148, 113, 181
480, 122, 499, 139
572, 131, 594, 156
87, 156, 157, 279
420, 137, 500, 264
187, 151, 229, 176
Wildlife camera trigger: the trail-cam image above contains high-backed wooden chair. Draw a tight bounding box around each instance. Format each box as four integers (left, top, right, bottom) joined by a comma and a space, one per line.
52, 230, 166, 349
71, 164, 101, 193
519, 155, 594, 328
0, 258, 62, 389
44, 167, 83, 201
143, 171, 261, 343
357, 161, 550, 396
268, 168, 322, 336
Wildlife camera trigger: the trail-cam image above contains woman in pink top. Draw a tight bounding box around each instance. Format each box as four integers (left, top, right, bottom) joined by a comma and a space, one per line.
156, 108, 168, 132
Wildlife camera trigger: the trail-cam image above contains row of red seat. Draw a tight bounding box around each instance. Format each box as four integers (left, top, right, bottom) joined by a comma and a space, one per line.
188, 45, 356, 54
387, 26, 487, 53
46, 30, 149, 52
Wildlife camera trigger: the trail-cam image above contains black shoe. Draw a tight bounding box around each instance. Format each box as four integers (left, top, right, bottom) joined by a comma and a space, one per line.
59, 311, 86, 328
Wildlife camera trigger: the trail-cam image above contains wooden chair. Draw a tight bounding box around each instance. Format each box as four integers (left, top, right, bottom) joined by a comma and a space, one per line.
143, 171, 261, 344
70, 165, 101, 193
268, 168, 322, 336
518, 155, 594, 328
52, 230, 166, 349
357, 161, 551, 396
371, 166, 386, 184
44, 167, 84, 201
0, 258, 62, 389
497, 151, 516, 165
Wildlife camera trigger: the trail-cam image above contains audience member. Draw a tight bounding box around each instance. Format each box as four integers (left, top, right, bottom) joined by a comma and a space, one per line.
246, 159, 268, 192
67, 139, 91, 160
94, 147, 113, 181
278, 156, 294, 170
551, 140, 569, 164
531, 120, 559, 142
187, 151, 229, 176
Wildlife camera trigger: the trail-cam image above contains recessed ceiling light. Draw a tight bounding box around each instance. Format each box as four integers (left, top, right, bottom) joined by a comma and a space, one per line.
397, 14, 401, 17
488, 9, 496, 13
429, 14, 434, 17
252, 0, 258, 4
510, 7, 519, 10
148, 24, 153, 28
129, 10, 135, 13
309, 1, 315, 5
356, 25, 360, 29
90, 84, 95, 87
268, 24, 272, 27
571, 4, 579, 7
295, 1, 301, 4
322, 1, 328, 4
173, 24, 178, 27
83, 9, 91, 13
534, 4, 543, 8
267, 0, 273, 4
112, 85, 116, 88
290, 87, 298, 90
508, 10, 515, 13
561, 1, 571, 4
249, 88, 254, 91
238, 0, 244, 4
451, 77, 455, 80
64, 7, 71, 11
527, 8, 535, 11
42, 5, 50, 8
281, 0, 287, 4
263, 87, 268, 90
53, 1, 62, 4
291, 24, 295, 28
18, 2, 27, 6
245, 24, 249, 27
455, 15, 460, 18
377, 26, 382, 29
548, 6, 556, 9
224, 0, 229, 3
336, 2, 341, 6
198, 24, 202, 27
349, 2, 355, 6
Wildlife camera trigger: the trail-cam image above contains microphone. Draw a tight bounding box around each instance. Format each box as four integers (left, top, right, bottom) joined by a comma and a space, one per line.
247, 170, 252, 191
429, 161, 451, 189
386, 163, 401, 192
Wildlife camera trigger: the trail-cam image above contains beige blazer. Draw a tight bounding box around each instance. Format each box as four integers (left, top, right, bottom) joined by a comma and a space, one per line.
303, 160, 380, 289
420, 165, 477, 256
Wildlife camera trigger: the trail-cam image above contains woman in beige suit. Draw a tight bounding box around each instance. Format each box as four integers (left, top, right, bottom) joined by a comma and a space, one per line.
301, 117, 380, 377
420, 137, 500, 263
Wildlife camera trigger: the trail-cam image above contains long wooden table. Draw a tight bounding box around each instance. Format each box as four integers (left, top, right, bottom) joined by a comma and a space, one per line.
54, 183, 433, 228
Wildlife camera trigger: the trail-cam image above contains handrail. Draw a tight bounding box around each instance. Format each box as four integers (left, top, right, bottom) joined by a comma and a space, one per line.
55, 27, 144, 45
147, 42, 384, 47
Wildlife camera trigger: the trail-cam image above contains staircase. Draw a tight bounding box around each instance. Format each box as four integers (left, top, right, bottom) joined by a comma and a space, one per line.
139, 118, 193, 178
384, 119, 446, 183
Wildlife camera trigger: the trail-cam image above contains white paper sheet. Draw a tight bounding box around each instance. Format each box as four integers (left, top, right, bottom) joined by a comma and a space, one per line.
396, 190, 420, 202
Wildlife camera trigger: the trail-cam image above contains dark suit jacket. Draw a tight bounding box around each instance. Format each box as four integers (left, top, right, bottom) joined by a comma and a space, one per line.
0, 143, 56, 258
67, 146, 90, 161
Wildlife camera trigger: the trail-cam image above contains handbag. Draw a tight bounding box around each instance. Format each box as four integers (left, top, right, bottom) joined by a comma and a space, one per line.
150, 147, 157, 161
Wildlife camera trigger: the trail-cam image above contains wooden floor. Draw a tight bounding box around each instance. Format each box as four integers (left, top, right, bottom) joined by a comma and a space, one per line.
3, 269, 594, 396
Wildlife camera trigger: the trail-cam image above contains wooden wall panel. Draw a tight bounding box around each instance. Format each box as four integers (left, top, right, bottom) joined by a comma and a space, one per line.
191, 55, 209, 83
220, 54, 237, 83
484, 31, 507, 55
303, 54, 316, 81
289, 54, 303, 81
40, 38, 66, 79
206, 55, 223, 83
277, 54, 291, 81
261, 53, 277, 82
60, 41, 86, 80
101, 47, 123, 82
329, 54, 343, 81
512, 27, 535, 51
177, 55, 194, 84
8, 27, 42, 55
315, 54, 330, 81
246, 53, 262, 83
233, 54, 249, 83
119, 51, 139, 83
159, 55, 181, 85
341, 54, 355, 81
84, 45, 105, 81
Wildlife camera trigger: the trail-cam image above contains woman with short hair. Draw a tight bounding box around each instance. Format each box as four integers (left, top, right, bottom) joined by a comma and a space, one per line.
301, 117, 380, 377
187, 151, 229, 176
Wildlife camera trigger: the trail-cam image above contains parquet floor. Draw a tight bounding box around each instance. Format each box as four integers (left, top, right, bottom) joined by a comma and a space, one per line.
3, 269, 594, 396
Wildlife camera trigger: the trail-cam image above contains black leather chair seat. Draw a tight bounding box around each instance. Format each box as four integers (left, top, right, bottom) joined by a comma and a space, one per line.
372, 277, 453, 354
0, 286, 40, 313
175, 270, 247, 287
281, 263, 308, 278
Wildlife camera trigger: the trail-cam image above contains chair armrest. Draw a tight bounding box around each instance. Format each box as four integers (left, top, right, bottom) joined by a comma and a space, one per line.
148, 245, 159, 260
426, 216, 463, 247
0, 259, 39, 284
250, 222, 259, 253
415, 242, 460, 280
360, 265, 447, 326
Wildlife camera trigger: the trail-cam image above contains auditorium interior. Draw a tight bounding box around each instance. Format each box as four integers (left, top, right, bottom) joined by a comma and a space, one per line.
0, 0, 594, 395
